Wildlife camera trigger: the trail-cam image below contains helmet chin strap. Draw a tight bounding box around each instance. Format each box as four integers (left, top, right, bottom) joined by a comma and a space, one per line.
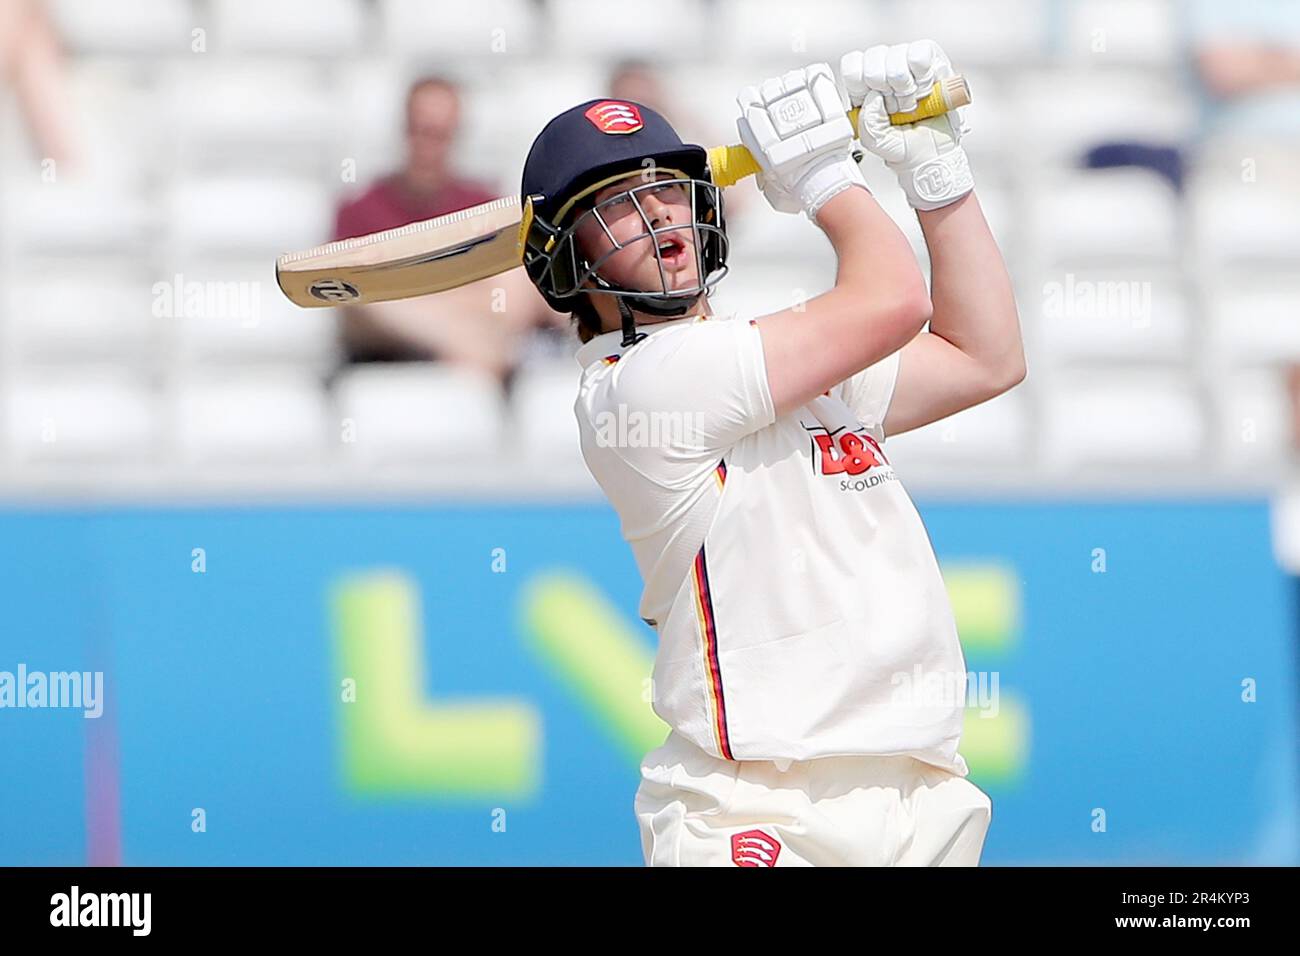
616, 292, 703, 348
616, 298, 645, 348
594, 274, 702, 348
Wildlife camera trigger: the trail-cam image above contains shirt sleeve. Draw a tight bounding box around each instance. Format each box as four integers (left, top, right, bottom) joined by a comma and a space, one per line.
836, 350, 901, 441
597, 317, 776, 471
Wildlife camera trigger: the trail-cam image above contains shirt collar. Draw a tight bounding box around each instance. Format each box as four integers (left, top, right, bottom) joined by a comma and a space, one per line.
574, 313, 711, 369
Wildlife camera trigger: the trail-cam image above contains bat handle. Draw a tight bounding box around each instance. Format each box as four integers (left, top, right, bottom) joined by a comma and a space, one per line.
707, 75, 970, 189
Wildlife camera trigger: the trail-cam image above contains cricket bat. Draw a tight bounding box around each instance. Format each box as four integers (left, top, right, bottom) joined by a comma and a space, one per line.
276, 77, 970, 308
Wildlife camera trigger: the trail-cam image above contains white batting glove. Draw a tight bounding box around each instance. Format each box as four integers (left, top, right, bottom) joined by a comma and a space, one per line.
736, 63, 866, 220
840, 40, 973, 212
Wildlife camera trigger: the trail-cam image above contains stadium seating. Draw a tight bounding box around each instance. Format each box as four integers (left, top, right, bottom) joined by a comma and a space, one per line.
0, 0, 1295, 493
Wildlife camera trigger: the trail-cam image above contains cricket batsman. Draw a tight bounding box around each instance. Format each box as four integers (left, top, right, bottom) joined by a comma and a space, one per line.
520, 40, 1024, 866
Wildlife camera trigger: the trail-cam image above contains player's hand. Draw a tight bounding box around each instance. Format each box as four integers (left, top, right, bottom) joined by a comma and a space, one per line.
736, 63, 866, 219
840, 40, 973, 211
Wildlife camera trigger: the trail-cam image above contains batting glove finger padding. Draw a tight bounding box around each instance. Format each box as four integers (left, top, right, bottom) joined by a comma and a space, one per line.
841, 40, 974, 211
737, 63, 865, 220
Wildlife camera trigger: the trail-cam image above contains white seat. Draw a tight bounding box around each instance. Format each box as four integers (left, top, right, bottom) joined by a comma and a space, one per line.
332, 59, 407, 167
333, 363, 505, 464
624, 0, 868, 61
551, 0, 710, 60
1011, 69, 1195, 164
1061, 0, 1177, 65
163, 61, 340, 157
885, 389, 1030, 464
167, 176, 333, 255
1, 180, 150, 255
1034, 270, 1189, 363
1191, 174, 1300, 265
49, 0, 196, 54
5, 270, 160, 365
380, 0, 540, 57
658, 63, 782, 150
893, 0, 1047, 65
1206, 279, 1300, 363
716, 0, 891, 61
210, 0, 365, 56
1042, 372, 1204, 469
4, 371, 159, 463
1217, 371, 1290, 472
724, 196, 832, 263
57, 62, 164, 188
508, 360, 586, 469
170, 261, 339, 369
1027, 169, 1179, 266
173, 370, 331, 463
459, 63, 607, 192
708, 260, 834, 322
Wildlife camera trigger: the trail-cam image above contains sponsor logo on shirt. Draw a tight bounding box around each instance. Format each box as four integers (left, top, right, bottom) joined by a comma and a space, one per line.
805, 423, 898, 493
813, 428, 887, 475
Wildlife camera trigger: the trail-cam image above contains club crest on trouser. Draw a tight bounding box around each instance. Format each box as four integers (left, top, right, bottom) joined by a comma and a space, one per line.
584, 100, 643, 134
731, 829, 782, 867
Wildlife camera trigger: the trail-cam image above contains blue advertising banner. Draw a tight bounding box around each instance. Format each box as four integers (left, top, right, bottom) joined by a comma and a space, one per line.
0, 501, 1294, 866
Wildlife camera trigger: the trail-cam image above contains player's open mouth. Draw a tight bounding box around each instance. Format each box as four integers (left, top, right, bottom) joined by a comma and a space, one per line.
655, 236, 689, 268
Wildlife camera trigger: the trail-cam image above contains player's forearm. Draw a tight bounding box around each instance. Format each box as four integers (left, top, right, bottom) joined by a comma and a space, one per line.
757, 186, 931, 417
917, 192, 1023, 387
816, 186, 931, 328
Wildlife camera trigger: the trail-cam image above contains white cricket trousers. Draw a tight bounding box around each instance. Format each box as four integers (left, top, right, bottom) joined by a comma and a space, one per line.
634, 731, 992, 867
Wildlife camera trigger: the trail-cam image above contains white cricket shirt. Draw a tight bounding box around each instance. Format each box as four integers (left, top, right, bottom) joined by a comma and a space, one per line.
574, 312, 971, 775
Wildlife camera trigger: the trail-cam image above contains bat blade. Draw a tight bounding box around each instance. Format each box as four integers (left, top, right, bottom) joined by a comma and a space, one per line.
275, 195, 528, 308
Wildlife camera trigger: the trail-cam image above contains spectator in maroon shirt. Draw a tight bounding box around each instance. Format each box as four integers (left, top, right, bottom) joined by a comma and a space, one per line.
333, 75, 562, 382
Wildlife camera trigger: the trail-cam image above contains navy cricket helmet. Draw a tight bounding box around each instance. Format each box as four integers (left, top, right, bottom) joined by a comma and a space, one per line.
520, 99, 729, 345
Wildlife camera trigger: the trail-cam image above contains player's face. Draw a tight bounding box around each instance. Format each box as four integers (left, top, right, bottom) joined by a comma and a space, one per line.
574, 174, 701, 294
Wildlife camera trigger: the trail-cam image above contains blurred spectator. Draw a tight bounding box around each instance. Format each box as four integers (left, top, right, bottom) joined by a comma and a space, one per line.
1079, 0, 1300, 190
1190, 0, 1300, 140
333, 75, 564, 384
609, 60, 679, 127
609, 61, 658, 109
0, 0, 75, 165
